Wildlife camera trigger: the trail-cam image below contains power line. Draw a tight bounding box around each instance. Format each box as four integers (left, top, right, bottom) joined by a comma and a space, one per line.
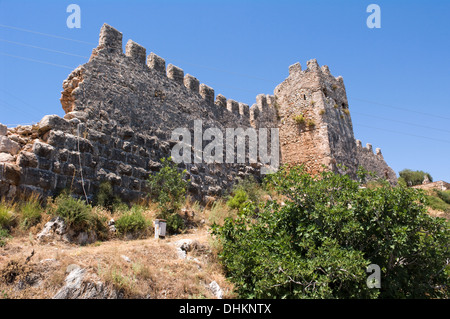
0, 38, 89, 59
0, 24, 96, 45
352, 111, 450, 134
352, 97, 450, 121
1, 23, 449, 129
0, 51, 74, 69
0, 87, 49, 119
170, 58, 273, 82
0, 101, 39, 119
357, 123, 450, 145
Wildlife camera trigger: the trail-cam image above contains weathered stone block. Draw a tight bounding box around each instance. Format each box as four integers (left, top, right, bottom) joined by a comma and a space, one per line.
239, 103, 249, 117
37, 156, 53, 170
118, 163, 132, 176
289, 62, 302, 75
256, 94, 267, 109
22, 167, 55, 190
132, 167, 149, 180
61, 163, 76, 176
199, 84, 214, 104
0, 163, 21, 185
38, 115, 70, 134
105, 172, 121, 185
167, 64, 184, 85
98, 23, 123, 51
215, 94, 227, 108
126, 154, 146, 167
125, 40, 146, 64
0, 152, 14, 163
306, 59, 320, 71
147, 52, 166, 74
81, 153, 94, 168
0, 124, 7, 136
184, 74, 199, 92
129, 178, 141, 191
0, 136, 21, 155
52, 161, 61, 174
58, 149, 69, 162
64, 111, 88, 122
47, 130, 67, 147
148, 160, 162, 171
32, 141, 55, 159
112, 149, 126, 161
227, 99, 239, 114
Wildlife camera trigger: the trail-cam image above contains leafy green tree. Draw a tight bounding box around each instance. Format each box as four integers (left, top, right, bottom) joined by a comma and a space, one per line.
212, 165, 449, 299
147, 157, 189, 233
398, 169, 433, 187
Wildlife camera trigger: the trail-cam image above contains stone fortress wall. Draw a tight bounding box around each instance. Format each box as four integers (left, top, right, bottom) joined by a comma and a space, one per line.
0, 24, 397, 203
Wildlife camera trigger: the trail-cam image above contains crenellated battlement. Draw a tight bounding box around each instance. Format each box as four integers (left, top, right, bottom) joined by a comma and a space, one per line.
0, 23, 397, 204
125, 40, 146, 64
355, 140, 384, 157
98, 23, 122, 51
93, 24, 255, 122
167, 64, 184, 85
147, 52, 166, 74
184, 74, 199, 92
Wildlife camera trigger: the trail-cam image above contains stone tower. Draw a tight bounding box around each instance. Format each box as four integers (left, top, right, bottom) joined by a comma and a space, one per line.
274, 59, 359, 176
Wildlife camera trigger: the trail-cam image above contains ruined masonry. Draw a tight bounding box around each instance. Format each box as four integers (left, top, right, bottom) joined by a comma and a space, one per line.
0, 24, 397, 203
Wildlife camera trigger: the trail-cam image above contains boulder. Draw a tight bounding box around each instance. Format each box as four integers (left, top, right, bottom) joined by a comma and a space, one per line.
37, 216, 97, 245
37, 217, 68, 242
0, 136, 21, 155
16, 151, 38, 168
0, 124, 7, 136
209, 281, 223, 299
38, 115, 70, 134
0, 152, 14, 162
174, 239, 197, 259
53, 266, 122, 299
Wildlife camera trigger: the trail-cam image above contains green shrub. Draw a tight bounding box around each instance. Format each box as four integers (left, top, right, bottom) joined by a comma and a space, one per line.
426, 193, 450, 213
399, 169, 433, 187
226, 189, 248, 210
95, 181, 123, 212
0, 202, 15, 230
53, 194, 95, 232
19, 200, 43, 229
166, 213, 185, 234
437, 190, 450, 205
115, 206, 149, 235
293, 114, 305, 125
213, 165, 449, 299
148, 157, 188, 218
307, 119, 316, 128
0, 227, 11, 247
227, 177, 266, 211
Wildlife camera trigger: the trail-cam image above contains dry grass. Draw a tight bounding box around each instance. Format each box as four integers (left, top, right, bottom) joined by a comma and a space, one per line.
0, 221, 234, 299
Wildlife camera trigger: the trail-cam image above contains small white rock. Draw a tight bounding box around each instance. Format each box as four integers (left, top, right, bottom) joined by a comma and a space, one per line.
121, 255, 131, 263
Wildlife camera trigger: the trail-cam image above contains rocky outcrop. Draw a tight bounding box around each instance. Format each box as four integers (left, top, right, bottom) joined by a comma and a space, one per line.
53, 265, 122, 299
37, 217, 97, 246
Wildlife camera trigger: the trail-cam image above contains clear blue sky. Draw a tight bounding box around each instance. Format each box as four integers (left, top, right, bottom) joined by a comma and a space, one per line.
1, 0, 449, 182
